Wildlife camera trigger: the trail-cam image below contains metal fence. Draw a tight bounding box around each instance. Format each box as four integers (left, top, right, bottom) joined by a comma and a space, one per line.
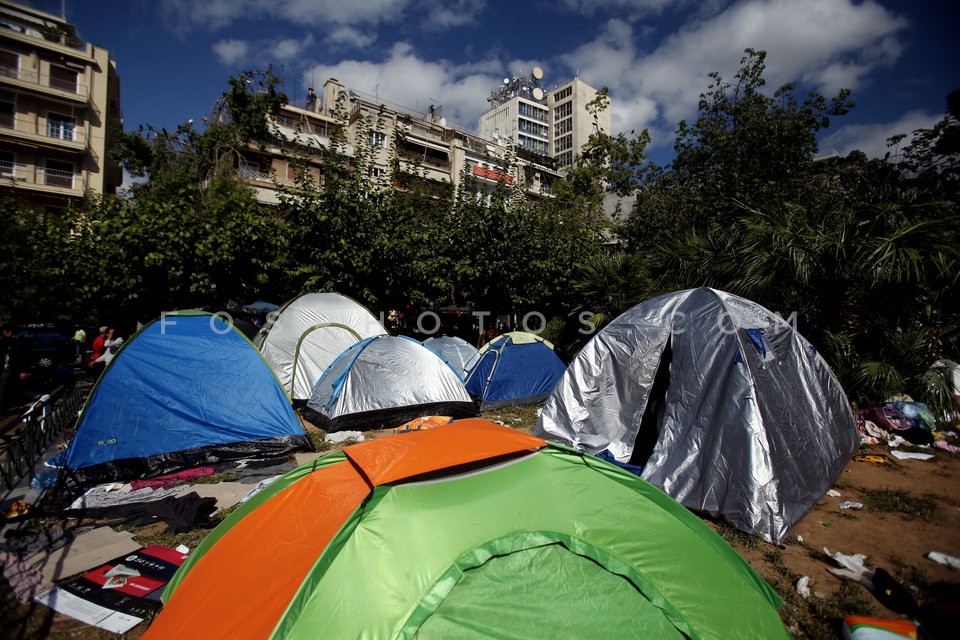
0, 387, 86, 491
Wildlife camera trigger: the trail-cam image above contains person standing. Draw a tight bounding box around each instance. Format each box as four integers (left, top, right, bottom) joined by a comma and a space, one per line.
94, 327, 124, 367
88, 326, 107, 366
1, 324, 31, 411
72, 325, 87, 364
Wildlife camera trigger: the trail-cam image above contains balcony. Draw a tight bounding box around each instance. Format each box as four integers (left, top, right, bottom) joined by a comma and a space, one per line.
0, 161, 85, 195
0, 115, 87, 151
0, 65, 89, 103
472, 165, 513, 184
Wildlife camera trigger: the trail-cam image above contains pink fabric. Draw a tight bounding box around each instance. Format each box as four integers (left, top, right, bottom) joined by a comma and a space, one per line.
130, 467, 214, 490
933, 440, 960, 455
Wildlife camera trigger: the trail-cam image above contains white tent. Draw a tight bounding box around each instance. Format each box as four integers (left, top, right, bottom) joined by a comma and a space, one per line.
306, 336, 477, 431
256, 292, 386, 400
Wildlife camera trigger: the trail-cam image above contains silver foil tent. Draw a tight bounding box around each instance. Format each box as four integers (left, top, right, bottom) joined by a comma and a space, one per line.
535, 287, 858, 544
306, 335, 477, 431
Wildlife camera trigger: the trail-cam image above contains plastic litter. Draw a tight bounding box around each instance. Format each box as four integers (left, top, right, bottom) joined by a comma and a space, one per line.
796, 576, 811, 599
176, 544, 190, 554
28, 468, 59, 490
823, 547, 872, 585
840, 501, 864, 510
827, 489, 841, 497
324, 430, 365, 444
889, 450, 934, 461
843, 615, 917, 639
927, 551, 960, 569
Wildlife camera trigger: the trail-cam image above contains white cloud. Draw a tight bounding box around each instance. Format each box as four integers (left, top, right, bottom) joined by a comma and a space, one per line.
270, 35, 315, 62
558, 0, 909, 151
303, 43, 504, 128
327, 26, 377, 49
818, 110, 941, 159
559, 0, 676, 16
213, 39, 249, 65
161, 0, 409, 29
419, 0, 486, 29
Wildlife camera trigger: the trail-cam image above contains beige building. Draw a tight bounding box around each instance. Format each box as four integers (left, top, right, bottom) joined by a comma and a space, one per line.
478, 69, 610, 170
0, 0, 122, 210
240, 77, 560, 206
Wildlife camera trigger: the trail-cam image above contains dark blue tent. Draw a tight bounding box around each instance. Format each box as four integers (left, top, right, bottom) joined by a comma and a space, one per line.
464, 332, 566, 409
62, 311, 312, 485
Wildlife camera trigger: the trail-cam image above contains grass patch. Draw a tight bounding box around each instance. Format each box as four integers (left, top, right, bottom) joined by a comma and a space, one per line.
308, 430, 335, 452
480, 405, 540, 432
713, 521, 764, 550
862, 488, 937, 521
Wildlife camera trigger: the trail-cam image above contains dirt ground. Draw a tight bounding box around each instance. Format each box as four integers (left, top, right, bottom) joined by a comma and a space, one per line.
3, 406, 959, 639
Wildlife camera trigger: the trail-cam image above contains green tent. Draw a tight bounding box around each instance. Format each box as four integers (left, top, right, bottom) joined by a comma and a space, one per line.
145, 420, 788, 639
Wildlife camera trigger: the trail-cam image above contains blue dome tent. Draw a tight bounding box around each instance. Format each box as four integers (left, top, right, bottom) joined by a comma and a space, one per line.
464, 332, 566, 409
61, 311, 312, 486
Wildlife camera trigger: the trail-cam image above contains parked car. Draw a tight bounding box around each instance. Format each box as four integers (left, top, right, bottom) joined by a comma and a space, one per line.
16, 324, 75, 394
18, 324, 73, 369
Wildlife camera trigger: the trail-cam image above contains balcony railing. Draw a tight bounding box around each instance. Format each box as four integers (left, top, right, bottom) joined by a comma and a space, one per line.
0, 64, 89, 98
41, 166, 75, 188
472, 165, 513, 184
0, 115, 86, 146
0, 161, 85, 193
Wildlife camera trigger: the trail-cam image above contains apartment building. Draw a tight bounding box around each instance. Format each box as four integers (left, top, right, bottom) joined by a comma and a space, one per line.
478, 69, 610, 170
0, 0, 121, 211
240, 77, 560, 206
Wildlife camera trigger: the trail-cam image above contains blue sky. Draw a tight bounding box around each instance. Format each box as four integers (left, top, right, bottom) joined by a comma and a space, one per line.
25, 0, 959, 166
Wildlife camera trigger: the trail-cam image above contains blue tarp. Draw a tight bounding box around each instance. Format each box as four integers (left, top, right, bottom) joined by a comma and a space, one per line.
63, 311, 310, 484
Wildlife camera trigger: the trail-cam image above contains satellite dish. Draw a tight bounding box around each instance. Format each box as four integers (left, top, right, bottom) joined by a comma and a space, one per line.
532, 66, 543, 80
503, 78, 510, 85
533, 87, 544, 100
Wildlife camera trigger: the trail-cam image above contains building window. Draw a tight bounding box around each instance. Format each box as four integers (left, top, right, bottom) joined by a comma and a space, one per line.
518, 102, 548, 122
48, 112, 76, 141
518, 118, 548, 138
371, 166, 386, 178
0, 150, 14, 177
555, 134, 573, 153
518, 134, 548, 155
554, 87, 572, 101
370, 131, 386, 149
0, 100, 13, 129
554, 101, 572, 119
239, 160, 266, 181
555, 118, 572, 135
44, 159, 74, 188
49, 65, 78, 93
0, 50, 18, 79
285, 161, 301, 183
557, 151, 573, 168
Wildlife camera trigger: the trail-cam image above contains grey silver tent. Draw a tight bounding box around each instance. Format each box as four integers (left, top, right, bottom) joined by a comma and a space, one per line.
423, 335, 479, 380
306, 336, 477, 431
535, 287, 858, 544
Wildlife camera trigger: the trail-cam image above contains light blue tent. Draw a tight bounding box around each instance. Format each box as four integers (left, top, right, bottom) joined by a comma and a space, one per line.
422, 335, 479, 380
464, 332, 566, 409
61, 311, 312, 486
